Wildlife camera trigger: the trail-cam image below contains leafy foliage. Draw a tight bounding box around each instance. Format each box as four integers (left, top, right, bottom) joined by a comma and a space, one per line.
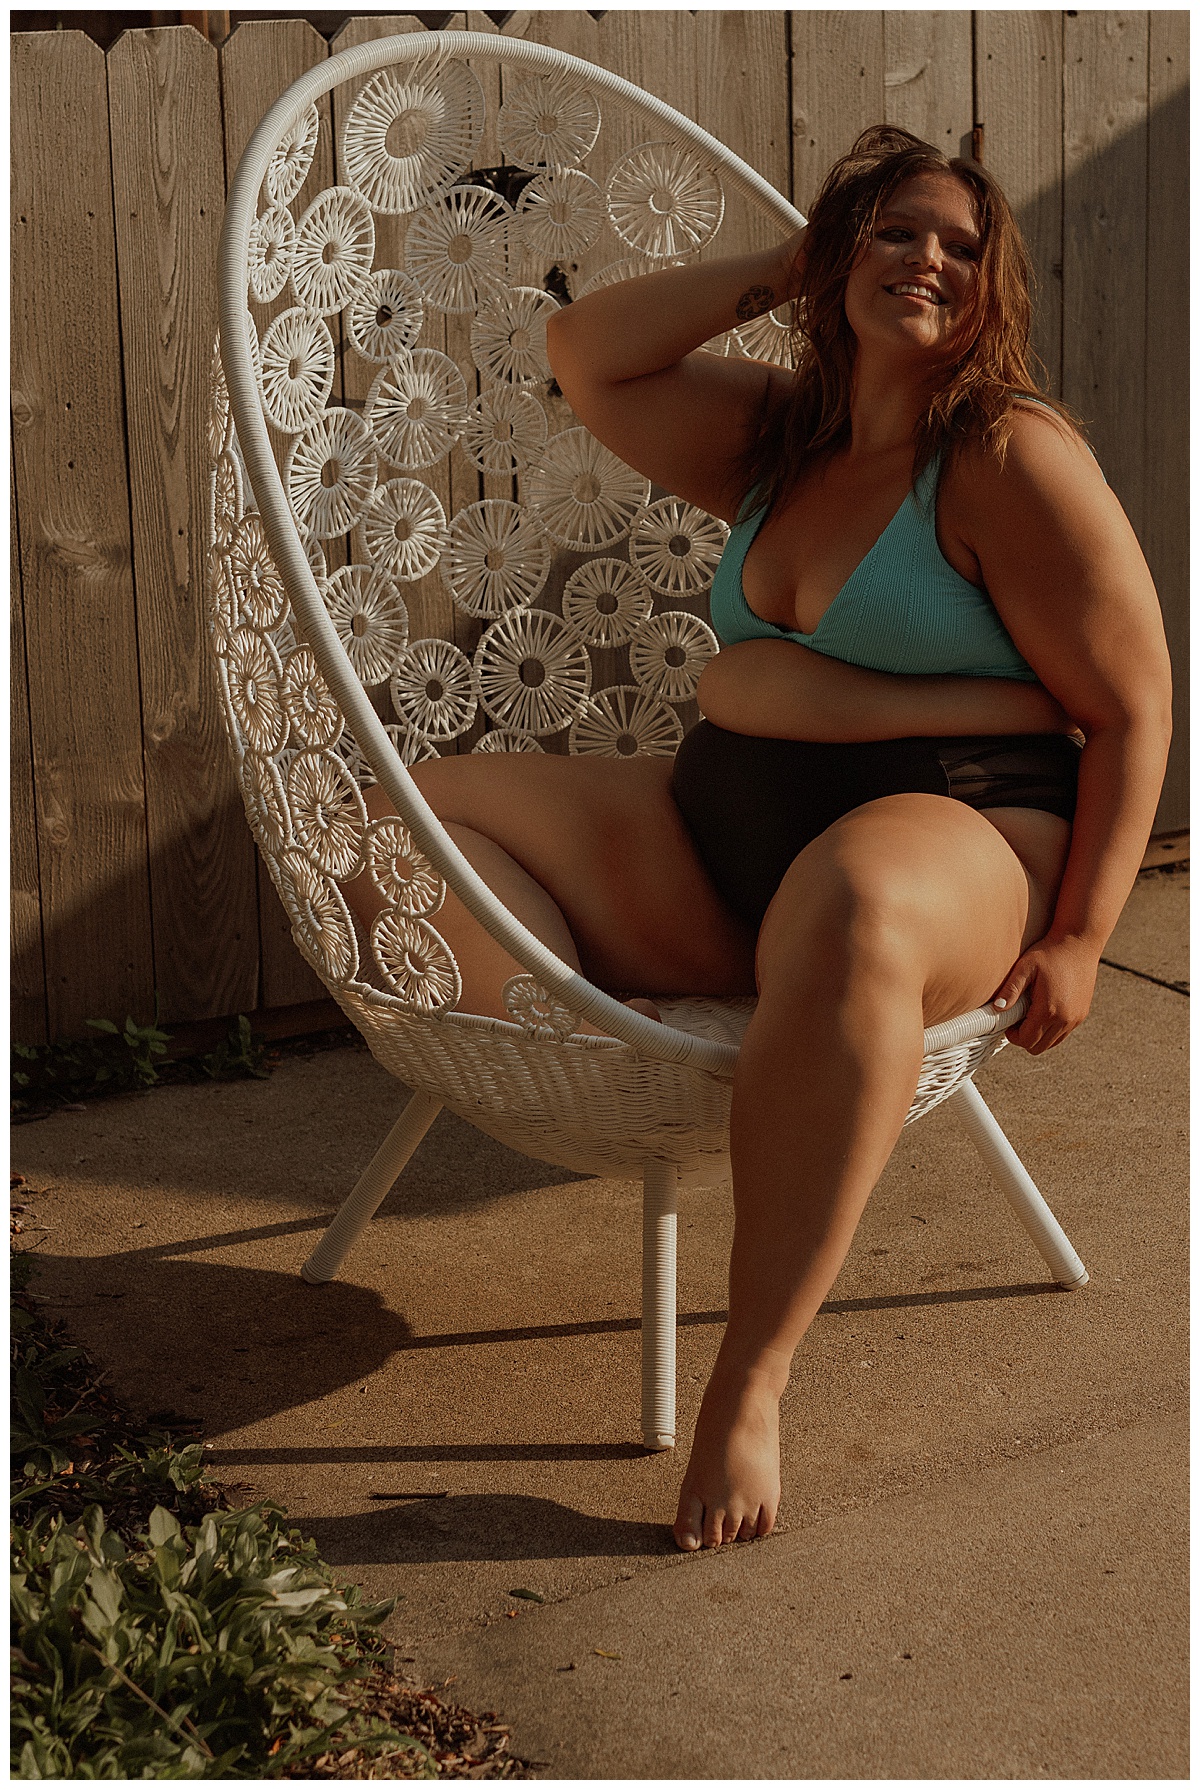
12, 1013, 272, 1120
11, 1501, 420, 1779
9, 1204, 523, 1780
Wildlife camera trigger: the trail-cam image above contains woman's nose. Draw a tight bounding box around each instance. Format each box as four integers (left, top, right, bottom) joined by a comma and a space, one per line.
905, 234, 942, 269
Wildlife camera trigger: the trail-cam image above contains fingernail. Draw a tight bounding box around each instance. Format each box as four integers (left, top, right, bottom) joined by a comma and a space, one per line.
993, 997, 1007, 1009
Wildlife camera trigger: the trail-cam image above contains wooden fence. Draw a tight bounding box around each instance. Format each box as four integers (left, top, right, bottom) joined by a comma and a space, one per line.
11, 10, 1189, 1045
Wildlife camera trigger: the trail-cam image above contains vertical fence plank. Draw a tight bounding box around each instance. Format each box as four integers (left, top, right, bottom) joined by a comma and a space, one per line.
10, 441, 48, 1044
221, 17, 333, 1010
883, 10, 973, 152
1145, 11, 1188, 831
975, 12, 1064, 395
108, 24, 259, 1025
1062, 11, 1149, 536
694, 8, 791, 257
11, 30, 156, 1040
791, 11, 885, 207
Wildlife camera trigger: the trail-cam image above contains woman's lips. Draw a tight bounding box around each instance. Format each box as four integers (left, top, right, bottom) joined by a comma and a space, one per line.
887, 282, 946, 305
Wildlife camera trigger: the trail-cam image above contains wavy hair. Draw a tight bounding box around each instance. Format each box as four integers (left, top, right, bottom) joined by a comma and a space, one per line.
738, 126, 1078, 518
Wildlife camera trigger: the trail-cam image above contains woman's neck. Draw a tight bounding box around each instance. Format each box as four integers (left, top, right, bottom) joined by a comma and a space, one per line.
845, 346, 943, 461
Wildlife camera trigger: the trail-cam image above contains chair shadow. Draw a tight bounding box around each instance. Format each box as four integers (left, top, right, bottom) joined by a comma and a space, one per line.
33, 1229, 1064, 1443
296, 1492, 676, 1565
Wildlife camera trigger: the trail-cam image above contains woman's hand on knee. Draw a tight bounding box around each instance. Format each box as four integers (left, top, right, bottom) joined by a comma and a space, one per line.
990, 934, 1100, 1054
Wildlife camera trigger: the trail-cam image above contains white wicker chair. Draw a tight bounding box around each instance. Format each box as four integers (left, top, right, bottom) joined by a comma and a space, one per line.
211, 30, 1087, 1453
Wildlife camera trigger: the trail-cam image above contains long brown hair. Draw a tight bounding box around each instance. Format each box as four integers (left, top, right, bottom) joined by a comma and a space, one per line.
739, 125, 1077, 518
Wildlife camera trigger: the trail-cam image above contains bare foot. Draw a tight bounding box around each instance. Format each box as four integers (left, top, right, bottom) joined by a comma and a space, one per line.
624, 996, 662, 1022
672, 1365, 782, 1550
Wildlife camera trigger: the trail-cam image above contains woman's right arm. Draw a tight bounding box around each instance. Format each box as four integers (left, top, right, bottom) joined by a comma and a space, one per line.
545, 234, 805, 523
696, 637, 1079, 741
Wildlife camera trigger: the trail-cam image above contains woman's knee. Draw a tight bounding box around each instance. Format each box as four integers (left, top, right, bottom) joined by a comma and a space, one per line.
758, 842, 927, 996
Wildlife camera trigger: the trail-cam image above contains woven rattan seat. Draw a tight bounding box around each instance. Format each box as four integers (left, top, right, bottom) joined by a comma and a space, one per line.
210, 30, 1087, 1451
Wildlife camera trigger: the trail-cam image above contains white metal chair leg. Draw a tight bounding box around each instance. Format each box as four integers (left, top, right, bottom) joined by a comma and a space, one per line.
301, 1090, 442, 1284
641, 1159, 679, 1451
947, 1079, 1089, 1289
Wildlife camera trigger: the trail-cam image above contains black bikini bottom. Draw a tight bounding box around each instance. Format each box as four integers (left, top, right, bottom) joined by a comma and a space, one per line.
670, 723, 1081, 931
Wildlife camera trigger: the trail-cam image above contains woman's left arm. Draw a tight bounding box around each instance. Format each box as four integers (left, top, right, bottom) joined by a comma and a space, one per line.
956, 411, 1173, 1053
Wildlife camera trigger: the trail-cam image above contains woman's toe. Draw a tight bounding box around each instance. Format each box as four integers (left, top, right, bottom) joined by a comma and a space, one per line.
701, 1506, 727, 1550
673, 1495, 704, 1551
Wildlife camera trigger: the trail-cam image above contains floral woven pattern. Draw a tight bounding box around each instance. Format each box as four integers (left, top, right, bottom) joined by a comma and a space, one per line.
281, 644, 343, 751
365, 350, 467, 470
606, 141, 724, 259
279, 850, 359, 985
404, 186, 511, 314
365, 815, 446, 916
630, 497, 729, 597
236, 750, 292, 854
211, 450, 243, 551
322, 564, 410, 687
473, 728, 545, 754
389, 638, 477, 740
266, 104, 319, 207
526, 427, 650, 549
248, 204, 295, 304
469, 286, 558, 388
360, 478, 448, 583
497, 72, 601, 171
474, 609, 592, 736
290, 186, 376, 315
628, 610, 720, 702
460, 386, 548, 476
561, 558, 654, 648
729, 305, 796, 366
345, 268, 425, 362
285, 408, 377, 537
229, 515, 288, 632
287, 749, 368, 879
568, 684, 684, 758
442, 500, 551, 619
259, 309, 336, 434
207, 338, 233, 460
340, 65, 484, 214
502, 974, 581, 1043
514, 168, 604, 261
370, 911, 461, 1012
225, 628, 289, 757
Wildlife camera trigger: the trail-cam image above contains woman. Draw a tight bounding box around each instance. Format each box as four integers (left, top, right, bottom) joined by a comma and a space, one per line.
349, 127, 1171, 1552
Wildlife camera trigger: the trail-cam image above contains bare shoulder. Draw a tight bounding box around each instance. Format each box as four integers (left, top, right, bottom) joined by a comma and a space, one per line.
951, 402, 1102, 504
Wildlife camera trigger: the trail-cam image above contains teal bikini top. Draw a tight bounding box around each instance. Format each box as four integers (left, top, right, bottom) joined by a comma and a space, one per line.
708, 452, 1038, 682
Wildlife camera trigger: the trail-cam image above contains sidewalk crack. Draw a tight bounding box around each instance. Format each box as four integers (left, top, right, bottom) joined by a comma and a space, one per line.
1100, 957, 1189, 997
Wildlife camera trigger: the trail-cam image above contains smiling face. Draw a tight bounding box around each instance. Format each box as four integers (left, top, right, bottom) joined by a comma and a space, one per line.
842, 170, 983, 366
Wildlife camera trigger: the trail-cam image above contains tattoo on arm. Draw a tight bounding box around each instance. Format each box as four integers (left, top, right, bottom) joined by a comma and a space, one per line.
735, 285, 776, 323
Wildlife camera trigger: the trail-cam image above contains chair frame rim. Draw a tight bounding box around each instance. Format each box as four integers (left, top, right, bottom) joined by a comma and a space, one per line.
216, 27, 1024, 1072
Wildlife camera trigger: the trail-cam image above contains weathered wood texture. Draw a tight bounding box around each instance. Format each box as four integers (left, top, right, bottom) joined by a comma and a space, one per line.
109, 27, 260, 1027
9, 12, 1189, 1041
975, 11, 1064, 393
11, 31, 155, 1040
11, 445, 46, 1043
1144, 12, 1189, 827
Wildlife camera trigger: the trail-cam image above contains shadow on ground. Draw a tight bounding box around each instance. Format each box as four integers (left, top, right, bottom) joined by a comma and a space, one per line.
298, 1494, 676, 1565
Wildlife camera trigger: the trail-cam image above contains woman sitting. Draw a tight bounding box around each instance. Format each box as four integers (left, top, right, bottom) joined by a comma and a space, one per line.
347, 126, 1171, 1552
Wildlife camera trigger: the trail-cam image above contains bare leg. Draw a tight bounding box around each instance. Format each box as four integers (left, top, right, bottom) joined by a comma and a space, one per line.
673, 794, 1071, 1550
340, 757, 755, 1022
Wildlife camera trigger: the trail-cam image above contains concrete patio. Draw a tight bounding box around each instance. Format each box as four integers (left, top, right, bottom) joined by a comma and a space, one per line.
12, 865, 1187, 1779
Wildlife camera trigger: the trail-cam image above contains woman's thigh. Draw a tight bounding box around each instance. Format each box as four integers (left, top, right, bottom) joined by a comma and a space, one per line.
409, 753, 757, 996
755, 792, 1063, 1026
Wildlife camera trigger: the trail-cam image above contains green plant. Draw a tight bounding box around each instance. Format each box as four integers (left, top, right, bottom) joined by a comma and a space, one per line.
12, 1011, 274, 1119
11, 1501, 424, 1779
200, 1015, 270, 1082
